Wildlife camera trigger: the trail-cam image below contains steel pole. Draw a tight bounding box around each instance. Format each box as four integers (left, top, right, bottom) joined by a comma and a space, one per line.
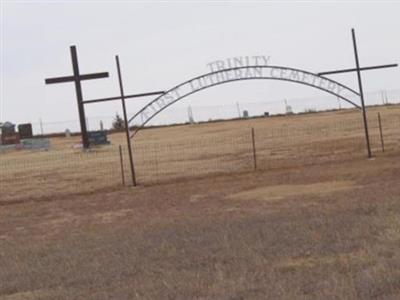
70, 46, 90, 149
378, 113, 385, 153
119, 145, 126, 186
351, 28, 372, 159
116, 56, 137, 186
251, 127, 257, 170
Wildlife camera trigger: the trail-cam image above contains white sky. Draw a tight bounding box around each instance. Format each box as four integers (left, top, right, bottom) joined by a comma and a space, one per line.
1, 0, 400, 130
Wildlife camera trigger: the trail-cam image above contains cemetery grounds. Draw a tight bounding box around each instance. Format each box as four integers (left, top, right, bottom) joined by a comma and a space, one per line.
0, 105, 400, 299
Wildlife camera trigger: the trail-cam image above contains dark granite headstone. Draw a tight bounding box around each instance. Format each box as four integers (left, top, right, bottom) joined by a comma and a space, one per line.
18, 123, 33, 139
1, 122, 16, 136
88, 131, 110, 145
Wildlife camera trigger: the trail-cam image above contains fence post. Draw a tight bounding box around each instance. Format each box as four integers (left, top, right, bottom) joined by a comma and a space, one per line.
119, 145, 126, 186
251, 127, 257, 170
378, 112, 385, 153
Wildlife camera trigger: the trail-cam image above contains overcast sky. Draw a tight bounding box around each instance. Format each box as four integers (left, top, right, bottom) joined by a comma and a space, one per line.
1, 1, 400, 130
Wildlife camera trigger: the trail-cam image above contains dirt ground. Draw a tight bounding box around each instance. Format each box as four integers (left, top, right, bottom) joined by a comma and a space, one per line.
1, 153, 399, 299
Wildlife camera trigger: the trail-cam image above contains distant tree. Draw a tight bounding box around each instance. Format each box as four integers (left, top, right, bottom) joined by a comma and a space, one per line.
112, 113, 124, 130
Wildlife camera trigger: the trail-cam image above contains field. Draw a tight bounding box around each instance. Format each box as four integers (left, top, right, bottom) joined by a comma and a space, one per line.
1, 105, 399, 202
0, 105, 400, 299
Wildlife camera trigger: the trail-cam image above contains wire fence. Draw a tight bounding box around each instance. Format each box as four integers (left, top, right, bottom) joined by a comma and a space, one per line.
0, 149, 124, 203
25, 88, 400, 135
1, 111, 399, 203
128, 112, 400, 184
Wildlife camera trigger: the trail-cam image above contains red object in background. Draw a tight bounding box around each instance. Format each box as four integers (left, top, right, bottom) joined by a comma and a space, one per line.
1, 133, 21, 145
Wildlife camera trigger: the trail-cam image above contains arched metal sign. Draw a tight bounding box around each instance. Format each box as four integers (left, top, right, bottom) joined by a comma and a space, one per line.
44, 29, 398, 186
128, 65, 361, 138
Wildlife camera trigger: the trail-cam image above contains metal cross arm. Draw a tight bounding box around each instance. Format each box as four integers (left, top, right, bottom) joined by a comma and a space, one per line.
318, 63, 398, 76
45, 72, 109, 84
83, 91, 165, 104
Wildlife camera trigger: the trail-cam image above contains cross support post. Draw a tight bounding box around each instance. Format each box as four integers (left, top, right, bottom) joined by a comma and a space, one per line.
70, 46, 90, 149
352, 28, 372, 159
116, 55, 137, 187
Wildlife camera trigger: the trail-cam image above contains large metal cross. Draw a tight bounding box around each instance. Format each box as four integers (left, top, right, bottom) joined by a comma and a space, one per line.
318, 28, 398, 159
45, 46, 165, 186
45, 46, 109, 149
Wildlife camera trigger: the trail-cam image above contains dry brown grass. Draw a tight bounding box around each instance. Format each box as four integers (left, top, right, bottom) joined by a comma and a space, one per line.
0, 154, 400, 299
1, 105, 399, 203
0, 105, 399, 299
227, 180, 356, 201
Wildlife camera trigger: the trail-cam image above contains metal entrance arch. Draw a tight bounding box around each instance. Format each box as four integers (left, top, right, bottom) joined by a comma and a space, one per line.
128, 65, 362, 138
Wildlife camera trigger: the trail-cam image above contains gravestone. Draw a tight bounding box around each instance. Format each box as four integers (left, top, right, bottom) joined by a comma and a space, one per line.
0, 144, 18, 152
21, 138, 51, 150
88, 130, 110, 145
18, 123, 33, 139
1, 133, 20, 145
1, 122, 16, 136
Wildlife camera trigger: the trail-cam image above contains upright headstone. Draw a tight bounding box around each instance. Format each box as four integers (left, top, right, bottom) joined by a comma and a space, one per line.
284, 99, 293, 115
88, 130, 110, 145
1, 122, 16, 136
65, 129, 71, 138
188, 106, 195, 124
18, 123, 33, 139
0, 122, 19, 145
